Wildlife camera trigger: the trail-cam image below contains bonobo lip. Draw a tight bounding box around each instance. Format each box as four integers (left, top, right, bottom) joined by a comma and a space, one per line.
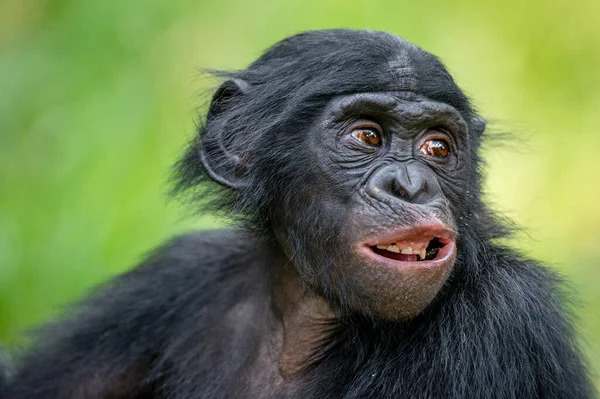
359, 223, 456, 268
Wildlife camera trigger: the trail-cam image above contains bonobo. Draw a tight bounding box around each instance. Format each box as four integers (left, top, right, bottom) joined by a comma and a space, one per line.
5, 30, 593, 398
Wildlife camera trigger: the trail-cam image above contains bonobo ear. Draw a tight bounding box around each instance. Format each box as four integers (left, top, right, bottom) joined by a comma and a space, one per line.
472, 117, 486, 135
200, 78, 252, 189
207, 78, 251, 119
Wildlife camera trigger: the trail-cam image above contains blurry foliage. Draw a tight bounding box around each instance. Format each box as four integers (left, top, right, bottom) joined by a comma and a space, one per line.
0, 0, 599, 387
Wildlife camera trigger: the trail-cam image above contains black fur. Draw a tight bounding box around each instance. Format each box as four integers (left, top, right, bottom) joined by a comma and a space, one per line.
5, 30, 594, 398
0, 352, 7, 399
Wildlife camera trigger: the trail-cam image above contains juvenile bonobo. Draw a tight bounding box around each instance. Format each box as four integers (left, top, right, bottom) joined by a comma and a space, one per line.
6, 30, 593, 398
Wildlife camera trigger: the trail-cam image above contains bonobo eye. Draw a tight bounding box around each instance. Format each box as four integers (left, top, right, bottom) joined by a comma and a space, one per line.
350, 122, 383, 147
420, 136, 450, 159
353, 129, 381, 146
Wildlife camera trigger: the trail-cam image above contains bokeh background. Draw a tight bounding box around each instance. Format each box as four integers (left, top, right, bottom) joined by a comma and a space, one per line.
1, 0, 599, 388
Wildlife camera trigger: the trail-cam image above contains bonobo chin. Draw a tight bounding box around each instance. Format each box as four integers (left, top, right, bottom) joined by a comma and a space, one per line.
5, 29, 593, 399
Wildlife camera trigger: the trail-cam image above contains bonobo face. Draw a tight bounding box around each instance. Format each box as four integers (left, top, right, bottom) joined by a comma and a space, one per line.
303, 92, 470, 319
189, 30, 480, 320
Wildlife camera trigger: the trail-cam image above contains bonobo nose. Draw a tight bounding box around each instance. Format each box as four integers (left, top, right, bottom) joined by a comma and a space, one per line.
366, 163, 441, 205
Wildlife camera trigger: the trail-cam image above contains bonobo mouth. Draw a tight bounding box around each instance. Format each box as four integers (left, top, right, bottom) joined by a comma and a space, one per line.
360, 224, 456, 267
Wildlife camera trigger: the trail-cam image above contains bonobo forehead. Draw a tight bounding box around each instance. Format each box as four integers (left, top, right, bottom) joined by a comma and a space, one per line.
247, 29, 473, 118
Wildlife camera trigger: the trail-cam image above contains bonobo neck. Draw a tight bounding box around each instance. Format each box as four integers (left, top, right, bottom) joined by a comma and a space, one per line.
271, 260, 337, 379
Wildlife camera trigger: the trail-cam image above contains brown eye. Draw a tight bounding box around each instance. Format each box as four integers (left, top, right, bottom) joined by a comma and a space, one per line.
352, 128, 382, 146
420, 138, 450, 158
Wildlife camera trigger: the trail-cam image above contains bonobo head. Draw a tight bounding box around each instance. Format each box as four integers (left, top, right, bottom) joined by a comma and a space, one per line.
176, 29, 495, 320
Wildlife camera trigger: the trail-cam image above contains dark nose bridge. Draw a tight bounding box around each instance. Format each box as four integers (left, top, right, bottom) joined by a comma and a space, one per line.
366, 162, 438, 205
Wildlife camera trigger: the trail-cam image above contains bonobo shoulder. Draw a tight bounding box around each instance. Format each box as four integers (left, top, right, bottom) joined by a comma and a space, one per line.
108, 228, 266, 310
145, 228, 259, 267
127, 228, 262, 280
38, 228, 263, 350
5, 229, 268, 399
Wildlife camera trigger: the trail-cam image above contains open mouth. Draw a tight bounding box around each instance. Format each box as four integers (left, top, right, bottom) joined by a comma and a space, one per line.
371, 237, 446, 262
361, 224, 456, 266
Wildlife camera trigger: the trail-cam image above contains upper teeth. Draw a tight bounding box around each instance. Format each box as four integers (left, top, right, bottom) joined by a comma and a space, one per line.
376, 244, 428, 259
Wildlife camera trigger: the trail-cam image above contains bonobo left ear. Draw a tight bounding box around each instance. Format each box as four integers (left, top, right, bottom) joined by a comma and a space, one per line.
472, 117, 486, 135
200, 78, 252, 189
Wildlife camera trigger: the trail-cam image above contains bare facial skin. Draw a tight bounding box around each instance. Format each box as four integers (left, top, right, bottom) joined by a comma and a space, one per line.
272, 92, 469, 320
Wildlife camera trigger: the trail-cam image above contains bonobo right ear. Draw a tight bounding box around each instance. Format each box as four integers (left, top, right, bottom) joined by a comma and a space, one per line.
200, 78, 252, 189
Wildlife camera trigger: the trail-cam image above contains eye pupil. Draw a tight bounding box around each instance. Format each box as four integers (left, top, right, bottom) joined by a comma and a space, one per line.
420, 139, 449, 158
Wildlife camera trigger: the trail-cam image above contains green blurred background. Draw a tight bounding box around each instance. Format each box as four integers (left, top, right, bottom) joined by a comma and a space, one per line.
1, 0, 599, 387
